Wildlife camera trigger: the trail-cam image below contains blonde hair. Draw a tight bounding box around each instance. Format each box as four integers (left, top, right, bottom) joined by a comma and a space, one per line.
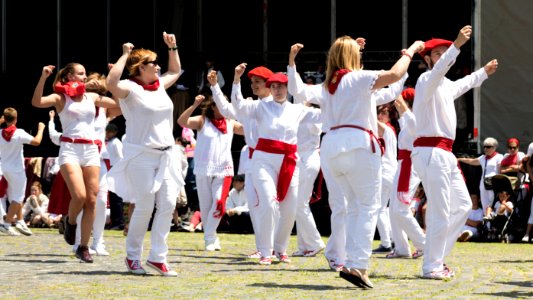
323, 36, 362, 87
31, 181, 43, 193
52, 62, 84, 87
126, 48, 157, 77
3, 107, 17, 123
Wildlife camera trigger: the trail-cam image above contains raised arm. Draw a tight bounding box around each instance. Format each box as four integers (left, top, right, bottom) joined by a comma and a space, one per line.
29, 122, 46, 146
160, 31, 182, 89
287, 43, 323, 105
48, 110, 61, 146
208, 70, 237, 120
177, 94, 205, 131
32, 65, 62, 109
373, 40, 424, 90
107, 43, 134, 99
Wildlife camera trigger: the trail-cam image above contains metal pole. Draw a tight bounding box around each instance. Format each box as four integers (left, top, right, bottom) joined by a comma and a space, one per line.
402, 0, 408, 49
263, 0, 268, 64
473, 0, 481, 152
57, 0, 61, 67
107, 0, 110, 64
330, 0, 336, 44
1, 0, 6, 72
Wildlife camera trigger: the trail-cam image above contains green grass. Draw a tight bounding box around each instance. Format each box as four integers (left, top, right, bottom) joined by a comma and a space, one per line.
0, 228, 532, 299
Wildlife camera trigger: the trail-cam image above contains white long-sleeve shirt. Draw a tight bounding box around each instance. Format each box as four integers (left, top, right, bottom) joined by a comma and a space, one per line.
225, 188, 249, 214
413, 45, 488, 140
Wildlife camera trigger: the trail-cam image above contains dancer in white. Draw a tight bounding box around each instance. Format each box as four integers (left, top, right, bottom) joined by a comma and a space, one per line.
292, 103, 325, 257
232, 65, 320, 265
287, 39, 423, 288
386, 88, 425, 259
411, 25, 498, 279
209, 65, 274, 258
178, 75, 242, 251
107, 32, 184, 276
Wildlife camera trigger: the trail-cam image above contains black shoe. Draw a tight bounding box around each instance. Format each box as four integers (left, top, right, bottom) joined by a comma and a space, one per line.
75, 245, 93, 263
63, 216, 77, 245
372, 245, 392, 253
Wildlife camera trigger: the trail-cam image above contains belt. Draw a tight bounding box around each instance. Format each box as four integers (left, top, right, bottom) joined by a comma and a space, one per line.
329, 124, 384, 155
60, 136, 102, 152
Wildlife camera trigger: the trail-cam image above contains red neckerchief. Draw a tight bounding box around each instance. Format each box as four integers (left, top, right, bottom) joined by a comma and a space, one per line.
328, 69, 351, 94
485, 152, 498, 160
129, 77, 160, 91
54, 81, 86, 97
210, 118, 227, 134
1, 124, 16, 142
501, 153, 517, 168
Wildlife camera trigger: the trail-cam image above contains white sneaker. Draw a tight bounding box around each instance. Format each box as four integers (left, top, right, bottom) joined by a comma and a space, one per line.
522, 235, 530, 243
0, 224, 21, 236
91, 244, 110, 256
214, 238, 221, 251
205, 243, 216, 251
15, 221, 32, 236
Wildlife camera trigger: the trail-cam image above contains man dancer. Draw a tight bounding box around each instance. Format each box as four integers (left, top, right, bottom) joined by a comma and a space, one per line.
411, 25, 498, 279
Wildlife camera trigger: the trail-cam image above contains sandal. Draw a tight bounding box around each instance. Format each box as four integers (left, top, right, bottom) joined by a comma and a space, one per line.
339, 267, 374, 289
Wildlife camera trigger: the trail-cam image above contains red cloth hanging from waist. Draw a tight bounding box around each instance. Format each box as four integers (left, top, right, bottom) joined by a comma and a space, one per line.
0, 176, 8, 197
413, 137, 453, 152
255, 138, 297, 201
248, 147, 255, 159
397, 149, 412, 195
329, 124, 384, 155
60, 136, 102, 153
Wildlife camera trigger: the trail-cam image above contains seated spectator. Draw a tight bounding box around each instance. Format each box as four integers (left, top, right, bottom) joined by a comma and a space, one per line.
521, 142, 533, 243
498, 138, 526, 179
484, 190, 514, 241
457, 194, 483, 242
221, 174, 252, 233
22, 181, 62, 228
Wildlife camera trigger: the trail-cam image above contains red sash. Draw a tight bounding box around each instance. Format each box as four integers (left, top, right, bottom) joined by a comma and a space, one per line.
60, 136, 102, 153
213, 176, 233, 218
413, 137, 453, 152
397, 149, 412, 204
330, 124, 384, 155
248, 147, 255, 159
255, 138, 298, 201
0, 176, 8, 197
413, 137, 465, 181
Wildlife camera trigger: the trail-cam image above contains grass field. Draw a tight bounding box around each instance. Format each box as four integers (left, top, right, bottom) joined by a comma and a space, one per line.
0, 228, 532, 299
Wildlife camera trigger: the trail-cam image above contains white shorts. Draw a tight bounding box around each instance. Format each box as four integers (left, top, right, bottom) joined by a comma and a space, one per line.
2, 171, 27, 203
58, 142, 100, 167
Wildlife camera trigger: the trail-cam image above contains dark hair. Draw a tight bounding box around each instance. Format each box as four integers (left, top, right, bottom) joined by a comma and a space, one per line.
106, 123, 118, 132
234, 174, 245, 182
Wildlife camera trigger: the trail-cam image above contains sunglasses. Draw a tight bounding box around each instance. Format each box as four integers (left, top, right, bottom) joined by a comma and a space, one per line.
508, 146, 517, 150
143, 60, 159, 66
483, 145, 494, 149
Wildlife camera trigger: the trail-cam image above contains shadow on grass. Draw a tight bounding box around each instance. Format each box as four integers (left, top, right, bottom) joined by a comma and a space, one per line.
9, 253, 67, 257
0, 258, 68, 264
47, 270, 147, 276
249, 282, 352, 291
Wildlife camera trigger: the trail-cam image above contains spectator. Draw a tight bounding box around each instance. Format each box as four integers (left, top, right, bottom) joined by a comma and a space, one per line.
22, 181, 61, 228
222, 174, 252, 233
457, 194, 483, 242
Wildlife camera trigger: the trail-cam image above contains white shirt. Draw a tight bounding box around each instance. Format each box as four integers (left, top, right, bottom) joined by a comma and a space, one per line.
58, 94, 97, 139
381, 124, 398, 179
225, 188, 249, 214
398, 111, 416, 151
479, 154, 504, 178
106, 136, 124, 167
0, 128, 33, 172
413, 45, 488, 140
194, 118, 234, 177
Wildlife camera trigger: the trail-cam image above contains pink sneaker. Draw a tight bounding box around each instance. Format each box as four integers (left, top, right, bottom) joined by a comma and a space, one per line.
259, 257, 272, 265
303, 247, 325, 257
146, 260, 178, 277
247, 251, 261, 259
411, 249, 424, 259
276, 253, 291, 263
125, 258, 146, 275
326, 257, 344, 271
422, 269, 452, 280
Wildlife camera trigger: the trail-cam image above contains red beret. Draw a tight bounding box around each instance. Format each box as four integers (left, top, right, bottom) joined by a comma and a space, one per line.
247, 66, 273, 80
401, 87, 415, 102
419, 38, 453, 58
265, 72, 288, 88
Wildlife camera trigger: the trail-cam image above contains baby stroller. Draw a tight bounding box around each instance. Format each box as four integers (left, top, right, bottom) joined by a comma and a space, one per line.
481, 174, 523, 243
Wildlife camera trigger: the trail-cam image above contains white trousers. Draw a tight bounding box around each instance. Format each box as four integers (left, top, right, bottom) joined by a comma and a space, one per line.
412, 147, 470, 274
325, 148, 381, 270
389, 160, 425, 256
196, 175, 225, 244
252, 151, 298, 257
295, 149, 325, 252
75, 160, 108, 248
376, 171, 394, 248
125, 151, 179, 263
322, 161, 347, 265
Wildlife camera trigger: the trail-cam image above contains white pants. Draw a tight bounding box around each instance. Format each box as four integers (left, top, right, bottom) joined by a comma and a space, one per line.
125, 151, 179, 263
245, 161, 265, 253
196, 175, 225, 244
252, 151, 298, 257
3, 171, 27, 203
322, 161, 347, 265
75, 160, 108, 248
295, 150, 325, 252
325, 148, 381, 270
376, 171, 394, 248
412, 147, 470, 274
389, 160, 425, 256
